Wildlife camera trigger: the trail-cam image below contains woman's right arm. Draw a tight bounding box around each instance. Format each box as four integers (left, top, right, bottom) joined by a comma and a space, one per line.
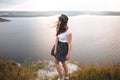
54, 36, 58, 55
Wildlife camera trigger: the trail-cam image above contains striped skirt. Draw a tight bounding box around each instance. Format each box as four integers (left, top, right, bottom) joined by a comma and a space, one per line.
51, 41, 68, 62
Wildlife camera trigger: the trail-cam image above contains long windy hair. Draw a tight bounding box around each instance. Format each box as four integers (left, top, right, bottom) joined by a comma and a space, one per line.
56, 14, 69, 36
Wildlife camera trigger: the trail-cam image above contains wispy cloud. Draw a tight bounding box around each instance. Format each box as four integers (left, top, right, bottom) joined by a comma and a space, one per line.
0, 0, 120, 11
0, 0, 27, 8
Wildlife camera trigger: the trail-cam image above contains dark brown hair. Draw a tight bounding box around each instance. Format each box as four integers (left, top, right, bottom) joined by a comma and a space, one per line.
56, 14, 68, 36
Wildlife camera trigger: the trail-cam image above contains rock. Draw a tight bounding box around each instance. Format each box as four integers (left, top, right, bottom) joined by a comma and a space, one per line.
35, 60, 82, 80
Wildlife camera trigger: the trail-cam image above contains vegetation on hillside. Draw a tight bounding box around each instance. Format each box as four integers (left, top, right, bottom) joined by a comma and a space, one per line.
0, 59, 120, 80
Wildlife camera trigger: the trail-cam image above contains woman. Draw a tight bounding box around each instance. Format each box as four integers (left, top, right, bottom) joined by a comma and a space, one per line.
51, 14, 72, 80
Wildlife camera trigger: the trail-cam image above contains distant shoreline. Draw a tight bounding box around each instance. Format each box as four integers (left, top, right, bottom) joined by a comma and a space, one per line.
0, 18, 10, 22
0, 11, 120, 17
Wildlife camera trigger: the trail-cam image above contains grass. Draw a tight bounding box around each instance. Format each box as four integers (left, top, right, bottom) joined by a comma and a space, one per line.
0, 59, 45, 80
0, 59, 120, 80
66, 64, 120, 80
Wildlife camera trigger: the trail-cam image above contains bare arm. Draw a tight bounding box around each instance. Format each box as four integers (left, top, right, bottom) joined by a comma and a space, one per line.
66, 33, 72, 60
54, 36, 58, 55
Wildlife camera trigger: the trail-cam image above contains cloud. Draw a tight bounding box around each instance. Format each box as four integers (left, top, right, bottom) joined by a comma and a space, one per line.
0, 0, 120, 11
0, 0, 28, 8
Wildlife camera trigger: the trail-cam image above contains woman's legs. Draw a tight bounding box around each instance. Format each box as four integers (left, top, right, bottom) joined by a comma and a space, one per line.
61, 61, 69, 77
54, 59, 63, 78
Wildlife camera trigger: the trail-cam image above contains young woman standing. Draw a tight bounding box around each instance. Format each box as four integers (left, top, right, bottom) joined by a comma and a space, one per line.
51, 14, 72, 80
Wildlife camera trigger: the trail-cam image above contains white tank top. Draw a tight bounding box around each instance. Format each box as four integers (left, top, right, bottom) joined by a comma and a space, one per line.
58, 28, 72, 43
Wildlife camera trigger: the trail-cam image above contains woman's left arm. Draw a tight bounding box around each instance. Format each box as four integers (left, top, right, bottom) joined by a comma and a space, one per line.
66, 33, 72, 60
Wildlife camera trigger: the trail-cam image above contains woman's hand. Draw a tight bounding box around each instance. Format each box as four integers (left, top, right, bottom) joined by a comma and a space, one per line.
54, 49, 57, 55
66, 53, 70, 60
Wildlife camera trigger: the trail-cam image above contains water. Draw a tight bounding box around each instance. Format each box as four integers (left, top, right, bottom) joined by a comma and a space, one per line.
0, 15, 120, 65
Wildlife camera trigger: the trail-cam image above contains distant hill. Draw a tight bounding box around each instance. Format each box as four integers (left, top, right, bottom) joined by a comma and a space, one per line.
0, 11, 120, 17
0, 18, 10, 22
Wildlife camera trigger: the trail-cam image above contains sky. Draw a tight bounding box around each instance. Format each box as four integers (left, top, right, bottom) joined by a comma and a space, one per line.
0, 0, 120, 11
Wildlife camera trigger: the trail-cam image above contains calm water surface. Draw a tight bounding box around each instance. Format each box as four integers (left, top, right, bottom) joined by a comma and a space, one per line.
0, 15, 120, 65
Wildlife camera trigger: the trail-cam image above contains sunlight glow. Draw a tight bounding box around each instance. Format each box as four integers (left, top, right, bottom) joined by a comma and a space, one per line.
2, 0, 120, 11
